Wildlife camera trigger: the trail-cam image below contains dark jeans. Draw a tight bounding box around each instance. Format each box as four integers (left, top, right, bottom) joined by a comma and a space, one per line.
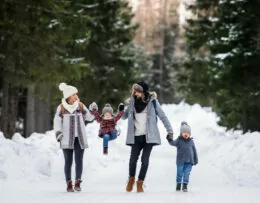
63, 138, 84, 181
129, 135, 153, 181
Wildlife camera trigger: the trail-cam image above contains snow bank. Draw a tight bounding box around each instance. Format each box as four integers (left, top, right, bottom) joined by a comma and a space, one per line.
158, 103, 260, 187
0, 131, 59, 181
0, 102, 260, 188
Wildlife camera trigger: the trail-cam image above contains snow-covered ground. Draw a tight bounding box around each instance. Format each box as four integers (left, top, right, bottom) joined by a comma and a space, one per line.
1, 103, 260, 203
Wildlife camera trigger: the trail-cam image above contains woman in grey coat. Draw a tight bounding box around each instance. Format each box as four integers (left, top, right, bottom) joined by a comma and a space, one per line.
123, 81, 173, 193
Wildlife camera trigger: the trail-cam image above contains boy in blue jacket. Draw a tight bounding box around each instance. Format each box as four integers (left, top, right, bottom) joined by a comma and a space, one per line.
167, 121, 198, 192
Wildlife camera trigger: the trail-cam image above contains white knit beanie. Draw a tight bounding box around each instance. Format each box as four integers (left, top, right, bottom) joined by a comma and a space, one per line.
59, 83, 78, 99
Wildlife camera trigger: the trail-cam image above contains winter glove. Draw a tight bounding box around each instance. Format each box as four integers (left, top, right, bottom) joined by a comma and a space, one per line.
118, 103, 124, 111
56, 133, 63, 142
166, 134, 173, 141
89, 102, 98, 111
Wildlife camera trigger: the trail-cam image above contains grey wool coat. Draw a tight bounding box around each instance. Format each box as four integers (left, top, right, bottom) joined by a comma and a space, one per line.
168, 136, 198, 165
122, 96, 173, 146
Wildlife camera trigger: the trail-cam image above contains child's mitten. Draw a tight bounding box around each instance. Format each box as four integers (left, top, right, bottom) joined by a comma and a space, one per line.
89, 102, 98, 111
166, 134, 173, 141
118, 103, 124, 111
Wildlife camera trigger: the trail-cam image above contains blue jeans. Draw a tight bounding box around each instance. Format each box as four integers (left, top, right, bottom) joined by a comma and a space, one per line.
103, 130, 117, 147
176, 163, 193, 184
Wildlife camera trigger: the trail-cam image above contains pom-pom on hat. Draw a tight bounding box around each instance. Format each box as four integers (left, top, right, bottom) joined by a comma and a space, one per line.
102, 104, 114, 115
59, 83, 78, 99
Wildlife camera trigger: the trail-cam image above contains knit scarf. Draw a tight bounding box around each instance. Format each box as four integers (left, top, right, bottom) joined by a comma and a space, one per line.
134, 92, 150, 113
62, 98, 79, 114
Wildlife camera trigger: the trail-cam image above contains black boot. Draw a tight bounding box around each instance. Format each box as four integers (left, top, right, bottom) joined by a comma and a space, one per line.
103, 147, 108, 155
176, 183, 181, 191
182, 183, 188, 192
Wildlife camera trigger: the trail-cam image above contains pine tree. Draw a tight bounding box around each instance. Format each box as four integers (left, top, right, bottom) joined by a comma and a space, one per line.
0, 0, 146, 137
182, 0, 260, 132
0, 0, 86, 138
66, 0, 141, 108
209, 0, 260, 132
179, 0, 218, 106
149, 24, 179, 103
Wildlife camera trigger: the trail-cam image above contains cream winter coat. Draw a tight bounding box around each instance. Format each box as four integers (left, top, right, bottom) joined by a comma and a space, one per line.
53, 101, 94, 149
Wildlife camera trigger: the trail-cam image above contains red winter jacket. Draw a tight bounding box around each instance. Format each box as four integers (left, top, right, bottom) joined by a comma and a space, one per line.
91, 110, 124, 137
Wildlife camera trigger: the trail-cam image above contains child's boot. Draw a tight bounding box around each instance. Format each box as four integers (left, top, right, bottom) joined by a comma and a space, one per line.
67, 180, 74, 192
74, 180, 82, 192
182, 183, 188, 192
126, 177, 135, 192
103, 147, 108, 155
176, 183, 181, 191
136, 180, 144, 193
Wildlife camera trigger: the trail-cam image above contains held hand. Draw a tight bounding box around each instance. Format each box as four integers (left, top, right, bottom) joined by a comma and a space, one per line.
118, 103, 124, 111
89, 102, 98, 111
125, 98, 131, 105
166, 134, 173, 141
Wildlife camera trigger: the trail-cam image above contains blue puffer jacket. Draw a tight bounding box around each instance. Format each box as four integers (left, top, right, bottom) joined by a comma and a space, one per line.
168, 136, 198, 165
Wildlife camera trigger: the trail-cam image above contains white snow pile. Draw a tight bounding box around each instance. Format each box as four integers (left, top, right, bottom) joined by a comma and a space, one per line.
0, 131, 59, 180
0, 102, 260, 190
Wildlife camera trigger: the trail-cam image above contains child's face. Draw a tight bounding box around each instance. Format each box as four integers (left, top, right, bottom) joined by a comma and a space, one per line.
182, 131, 190, 139
104, 112, 113, 119
67, 94, 79, 105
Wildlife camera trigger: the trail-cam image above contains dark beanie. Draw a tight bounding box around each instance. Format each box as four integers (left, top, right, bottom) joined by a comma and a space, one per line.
137, 81, 149, 93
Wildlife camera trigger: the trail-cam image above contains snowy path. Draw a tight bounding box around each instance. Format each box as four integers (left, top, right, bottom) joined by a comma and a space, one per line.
1, 103, 260, 203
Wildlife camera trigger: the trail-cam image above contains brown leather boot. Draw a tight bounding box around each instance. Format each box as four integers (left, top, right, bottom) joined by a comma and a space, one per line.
136, 180, 144, 193
74, 180, 82, 192
67, 180, 74, 192
103, 147, 108, 155
126, 177, 135, 192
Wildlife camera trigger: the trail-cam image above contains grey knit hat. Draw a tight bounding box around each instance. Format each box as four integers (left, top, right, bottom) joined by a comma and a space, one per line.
180, 121, 191, 133
102, 104, 113, 115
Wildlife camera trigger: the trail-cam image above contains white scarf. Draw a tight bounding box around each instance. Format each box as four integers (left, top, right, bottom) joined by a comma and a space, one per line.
62, 98, 79, 114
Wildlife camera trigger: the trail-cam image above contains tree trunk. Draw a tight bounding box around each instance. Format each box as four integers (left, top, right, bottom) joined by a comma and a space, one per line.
242, 99, 248, 133
25, 84, 52, 137
0, 79, 19, 139
35, 84, 51, 133
25, 85, 36, 137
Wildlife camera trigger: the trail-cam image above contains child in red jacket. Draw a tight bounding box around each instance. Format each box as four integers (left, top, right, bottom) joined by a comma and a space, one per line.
89, 102, 124, 154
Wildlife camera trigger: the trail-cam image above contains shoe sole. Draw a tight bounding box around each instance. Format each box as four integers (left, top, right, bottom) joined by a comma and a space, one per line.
126, 188, 133, 192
